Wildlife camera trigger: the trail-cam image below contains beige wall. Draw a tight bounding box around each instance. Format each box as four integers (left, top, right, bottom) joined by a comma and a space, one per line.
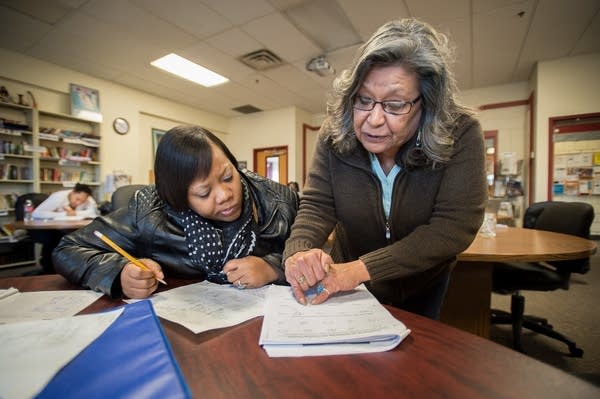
226, 105, 316, 184
461, 82, 530, 165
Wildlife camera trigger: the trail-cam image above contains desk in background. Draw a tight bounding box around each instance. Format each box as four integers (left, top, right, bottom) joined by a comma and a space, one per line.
14, 219, 92, 231
0, 274, 598, 399
12, 219, 92, 273
440, 227, 597, 337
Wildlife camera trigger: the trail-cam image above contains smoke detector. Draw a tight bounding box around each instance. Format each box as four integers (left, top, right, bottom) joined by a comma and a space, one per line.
306, 56, 334, 76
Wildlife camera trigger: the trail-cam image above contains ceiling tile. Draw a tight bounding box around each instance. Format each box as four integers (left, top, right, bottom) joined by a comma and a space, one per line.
336, 0, 410, 41
131, 0, 231, 39
0, 6, 54, 52
405, 0, 470, 24
572, 9, 600, 55
241, 12, 323, 63
0, 0, 81, 24
262, 64, 323, 93
284, 0, 361, 52
205, 28, 263, 58
473, 2, 534, 86
80, 0, 198, 49
515, 0, 600, 79
201, 0, 274, 25
179, 41, 256, 81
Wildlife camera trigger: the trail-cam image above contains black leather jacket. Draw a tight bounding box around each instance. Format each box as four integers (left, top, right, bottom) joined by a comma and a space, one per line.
53, 171, 299, 297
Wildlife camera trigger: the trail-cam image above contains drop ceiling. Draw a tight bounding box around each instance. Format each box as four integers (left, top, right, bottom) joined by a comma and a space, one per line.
0, 0, 598, 118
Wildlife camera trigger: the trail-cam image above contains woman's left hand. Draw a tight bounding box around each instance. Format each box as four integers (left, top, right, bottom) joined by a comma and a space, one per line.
309, 260, 371, 305
223, 256, 277, 289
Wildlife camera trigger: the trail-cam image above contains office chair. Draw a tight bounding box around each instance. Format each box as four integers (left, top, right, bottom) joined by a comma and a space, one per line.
0, 193, 49, 269
111, 185, 147, 210
14, 193, 49, 221
491, 201, 594, 357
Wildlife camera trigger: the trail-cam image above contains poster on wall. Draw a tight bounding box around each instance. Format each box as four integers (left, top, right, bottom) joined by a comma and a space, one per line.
70, 83, 103, 122
152, 128, 166, 158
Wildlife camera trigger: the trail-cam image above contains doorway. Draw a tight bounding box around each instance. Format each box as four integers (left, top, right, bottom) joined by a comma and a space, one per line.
253, 146, 288, 183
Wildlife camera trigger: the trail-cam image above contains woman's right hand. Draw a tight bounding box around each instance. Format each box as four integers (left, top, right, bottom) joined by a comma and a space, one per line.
120, 259, 164, 299
284, 248, 332, 305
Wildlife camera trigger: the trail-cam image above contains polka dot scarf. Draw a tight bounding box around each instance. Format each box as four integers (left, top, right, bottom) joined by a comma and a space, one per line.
181, 179, 257, 283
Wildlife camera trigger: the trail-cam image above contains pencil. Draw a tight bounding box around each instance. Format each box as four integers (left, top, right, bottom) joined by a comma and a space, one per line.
93, 230, 167, 285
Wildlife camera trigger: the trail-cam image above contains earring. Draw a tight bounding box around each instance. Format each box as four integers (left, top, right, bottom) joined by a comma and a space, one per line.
416, 130, 422, 147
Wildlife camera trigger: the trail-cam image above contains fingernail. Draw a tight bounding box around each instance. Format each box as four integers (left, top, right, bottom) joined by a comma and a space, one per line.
299, 297, 306, 305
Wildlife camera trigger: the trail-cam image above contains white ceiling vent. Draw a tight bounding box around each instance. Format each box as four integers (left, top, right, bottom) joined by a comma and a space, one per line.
239, 49, 283, 71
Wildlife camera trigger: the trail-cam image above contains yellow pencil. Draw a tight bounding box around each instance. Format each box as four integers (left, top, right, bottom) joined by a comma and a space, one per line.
93, 230, 167, 285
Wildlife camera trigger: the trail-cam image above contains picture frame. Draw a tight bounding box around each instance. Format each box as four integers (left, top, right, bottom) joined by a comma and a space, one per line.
152, 128, 166, 157
69, 83, 102, 122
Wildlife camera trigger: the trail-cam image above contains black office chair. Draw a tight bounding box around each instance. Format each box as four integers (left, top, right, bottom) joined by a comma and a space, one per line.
111, 185, 147, 210
14, 193, 49, 221
0, 193, 49, 269
491, 201, 594, 357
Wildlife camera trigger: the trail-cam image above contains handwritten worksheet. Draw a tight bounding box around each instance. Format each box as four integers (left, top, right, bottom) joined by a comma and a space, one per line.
0, 289, 103, 324
0, 308, 123, 399
259, 284, 411, 357
137, 281, 268, 334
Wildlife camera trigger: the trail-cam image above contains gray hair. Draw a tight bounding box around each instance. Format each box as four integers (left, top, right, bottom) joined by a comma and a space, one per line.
321, 18, 473, 166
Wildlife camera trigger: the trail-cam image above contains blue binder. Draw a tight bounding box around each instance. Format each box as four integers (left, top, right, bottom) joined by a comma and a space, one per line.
36, 300, 191, 398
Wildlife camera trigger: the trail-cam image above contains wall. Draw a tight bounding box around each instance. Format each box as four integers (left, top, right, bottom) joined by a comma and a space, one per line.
460, 82, 531, 225
460, 82, 530, 162
0, 48, 228, 200
227, 106, 316, 184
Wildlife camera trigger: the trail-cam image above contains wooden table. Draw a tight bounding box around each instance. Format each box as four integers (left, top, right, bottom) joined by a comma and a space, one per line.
14, 219, 92, 231
1, 274, 598, 398
440, 227, 597, 337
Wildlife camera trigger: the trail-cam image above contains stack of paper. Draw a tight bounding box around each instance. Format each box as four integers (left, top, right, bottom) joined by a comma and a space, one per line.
259, 284, 411, 357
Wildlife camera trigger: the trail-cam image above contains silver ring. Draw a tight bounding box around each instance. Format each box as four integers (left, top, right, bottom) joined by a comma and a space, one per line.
296, 275, 306, 284
235, 280, 246, 289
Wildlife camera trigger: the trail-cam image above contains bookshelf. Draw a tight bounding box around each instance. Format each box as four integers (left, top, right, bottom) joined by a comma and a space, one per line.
37, 110, 101, 197
0, 102, 35, 224
0, 102, 101, 267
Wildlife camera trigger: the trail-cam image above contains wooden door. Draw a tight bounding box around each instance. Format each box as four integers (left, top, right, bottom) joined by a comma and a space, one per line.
253, 146, 288, 183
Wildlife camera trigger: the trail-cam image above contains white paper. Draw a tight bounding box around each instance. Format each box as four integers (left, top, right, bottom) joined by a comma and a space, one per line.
0, 308, 123, 399
133, 281, 268, 334
0, 290, 103, 324
52, 215, 86, 221
0, 287, 18, 300
259, 284, 411, 357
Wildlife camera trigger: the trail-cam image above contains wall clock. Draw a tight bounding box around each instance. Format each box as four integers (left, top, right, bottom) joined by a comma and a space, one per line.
113, 117, 130, 135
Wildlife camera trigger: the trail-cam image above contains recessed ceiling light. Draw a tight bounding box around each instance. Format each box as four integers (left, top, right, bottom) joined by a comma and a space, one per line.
151, 53, 228, 87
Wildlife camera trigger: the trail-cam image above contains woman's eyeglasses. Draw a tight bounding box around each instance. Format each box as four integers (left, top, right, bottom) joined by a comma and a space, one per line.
353, 95, 421, 115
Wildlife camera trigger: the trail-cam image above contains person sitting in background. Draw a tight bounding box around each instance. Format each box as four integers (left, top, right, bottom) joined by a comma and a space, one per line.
28, 183, 98, 274
53, 125, 299, 299
283, 18, 487, 319
32, 183, 98, 220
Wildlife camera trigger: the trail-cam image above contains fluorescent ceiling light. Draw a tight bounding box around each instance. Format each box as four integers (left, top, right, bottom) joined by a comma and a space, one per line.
151, 53, 228, 87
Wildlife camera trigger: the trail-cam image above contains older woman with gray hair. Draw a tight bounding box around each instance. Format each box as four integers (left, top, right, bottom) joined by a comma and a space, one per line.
283, 18, 486, 319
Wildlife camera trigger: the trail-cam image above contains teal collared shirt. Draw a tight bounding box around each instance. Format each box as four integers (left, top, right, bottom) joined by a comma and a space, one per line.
370, 153, 401, 219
